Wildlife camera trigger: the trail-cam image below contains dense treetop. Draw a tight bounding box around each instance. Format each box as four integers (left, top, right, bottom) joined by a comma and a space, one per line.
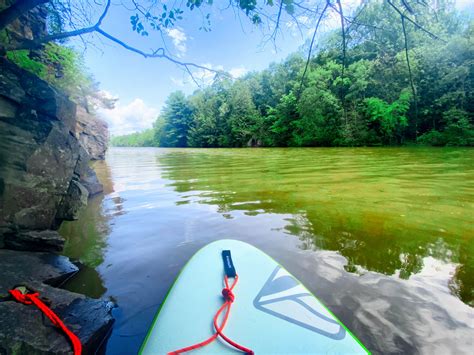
112, 1, 473, 147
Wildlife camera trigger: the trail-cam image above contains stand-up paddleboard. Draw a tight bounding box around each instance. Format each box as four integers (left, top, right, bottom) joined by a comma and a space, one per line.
141, 240, 369, 354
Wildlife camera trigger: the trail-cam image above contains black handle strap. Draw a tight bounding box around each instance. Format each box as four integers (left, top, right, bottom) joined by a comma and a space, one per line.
222, 250, 236, 278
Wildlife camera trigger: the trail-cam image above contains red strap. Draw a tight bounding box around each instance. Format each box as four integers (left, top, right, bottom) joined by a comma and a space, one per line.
9, 289, 82, 355
169, 275, 254, 355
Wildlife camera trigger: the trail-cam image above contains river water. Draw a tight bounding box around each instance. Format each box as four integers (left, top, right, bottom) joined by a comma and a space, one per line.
59, 147, 474, 354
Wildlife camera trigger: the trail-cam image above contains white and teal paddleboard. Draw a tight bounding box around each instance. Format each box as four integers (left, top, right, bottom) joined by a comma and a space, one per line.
141, 240, 369, 354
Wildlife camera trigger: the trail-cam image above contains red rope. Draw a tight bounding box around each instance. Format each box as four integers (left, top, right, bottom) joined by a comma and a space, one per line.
168, 275, 254, 355
9, 289, 82, 355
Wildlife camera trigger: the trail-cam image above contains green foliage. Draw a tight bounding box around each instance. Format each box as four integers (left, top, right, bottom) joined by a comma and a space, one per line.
6, 50, 47, 77
127, 0, 298, 36
442, 109, 474, 146
417, 130, 447, 146
8, 44, 85, 90
6, 43, 114, 112
44, 44, 91, 95
160, 91, 194, 147
295, 86, 342, 146
112, 2, 473, 148
187, 88, 225, 147
226, 81, 260, 146
417, 110, 474, 147
268, 92, 299, 146
365, 91, 411, 145
111, 129, 158, 147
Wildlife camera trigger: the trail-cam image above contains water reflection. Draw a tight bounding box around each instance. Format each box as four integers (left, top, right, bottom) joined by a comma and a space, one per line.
62, 264, 107, 299
60, 147, 474, 354
59, 160, 116, 296
158, 148, 473, 306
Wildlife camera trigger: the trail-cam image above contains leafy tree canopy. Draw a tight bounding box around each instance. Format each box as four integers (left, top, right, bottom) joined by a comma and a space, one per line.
112, 1, 473, 148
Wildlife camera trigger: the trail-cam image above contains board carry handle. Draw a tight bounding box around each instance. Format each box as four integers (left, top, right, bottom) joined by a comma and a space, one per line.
222, 250, 237, 278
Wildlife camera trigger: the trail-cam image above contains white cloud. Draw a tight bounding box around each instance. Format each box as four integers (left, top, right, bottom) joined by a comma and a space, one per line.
171, 65, 247, 88
99, 90, 117, 101
170, 76, 186, 87
229, 66, 248, 78
285, 0, 362, 37
98, 98, 160, 136
193, 64, 248, 83
190, 63, 224, 86
286, 15, 311, 34
455, 0, 473, 10
297, 15, 311, 26
166, 27, 187, 55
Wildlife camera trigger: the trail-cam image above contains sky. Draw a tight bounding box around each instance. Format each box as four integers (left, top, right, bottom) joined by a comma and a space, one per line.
75, 0, 473, 136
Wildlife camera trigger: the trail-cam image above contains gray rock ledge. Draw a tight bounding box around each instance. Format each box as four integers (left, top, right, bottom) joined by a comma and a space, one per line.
0, 249, 114, 354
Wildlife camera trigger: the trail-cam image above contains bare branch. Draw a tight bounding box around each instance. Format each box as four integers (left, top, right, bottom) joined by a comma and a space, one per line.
269, 0, 284, 41
184, 66, 202, 88
297, 1, 330, 99
401, 0, 415, 15
94, 27, 162, 57
386, 0, 445, 42
96, 0, 111, 26
95, 28, 222, 74
293, 1, 318, 14
4, 25, 97, 50
331, 1, 386, 34
401, 15, 419, 135
335, 0, 347, 77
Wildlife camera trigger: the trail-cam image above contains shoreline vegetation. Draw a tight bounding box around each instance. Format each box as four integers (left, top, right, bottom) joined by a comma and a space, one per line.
112, 2, 473, 149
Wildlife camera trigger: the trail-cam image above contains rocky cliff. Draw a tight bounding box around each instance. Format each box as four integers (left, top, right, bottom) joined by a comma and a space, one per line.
0, 0, 48, 45
0, 57, 104, 248
76, 106, 109, 160
0, 57, 114, 353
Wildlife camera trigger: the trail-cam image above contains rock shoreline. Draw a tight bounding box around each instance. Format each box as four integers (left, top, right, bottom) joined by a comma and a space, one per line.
0, 57, 114, 353
0, 249, 114, 354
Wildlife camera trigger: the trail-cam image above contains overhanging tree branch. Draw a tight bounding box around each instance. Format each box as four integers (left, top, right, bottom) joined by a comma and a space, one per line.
95, 27, 223, 75
1, 0, 222, 82
335, 0, 347, 77
269, 0, 285, 41
297, 1, 329, 99
386, 0, 445, 42
401, 15, 419, 136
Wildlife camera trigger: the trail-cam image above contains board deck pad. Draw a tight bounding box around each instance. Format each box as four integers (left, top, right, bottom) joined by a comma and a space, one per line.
141, 240, 369, 354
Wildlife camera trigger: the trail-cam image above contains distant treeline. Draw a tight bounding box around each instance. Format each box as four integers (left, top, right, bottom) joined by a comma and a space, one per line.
111, 1, 473, 148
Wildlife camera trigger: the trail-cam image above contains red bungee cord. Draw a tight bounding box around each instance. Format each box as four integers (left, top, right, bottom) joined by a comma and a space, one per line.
168, 274, 254, 355
9, 288, 82, 355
